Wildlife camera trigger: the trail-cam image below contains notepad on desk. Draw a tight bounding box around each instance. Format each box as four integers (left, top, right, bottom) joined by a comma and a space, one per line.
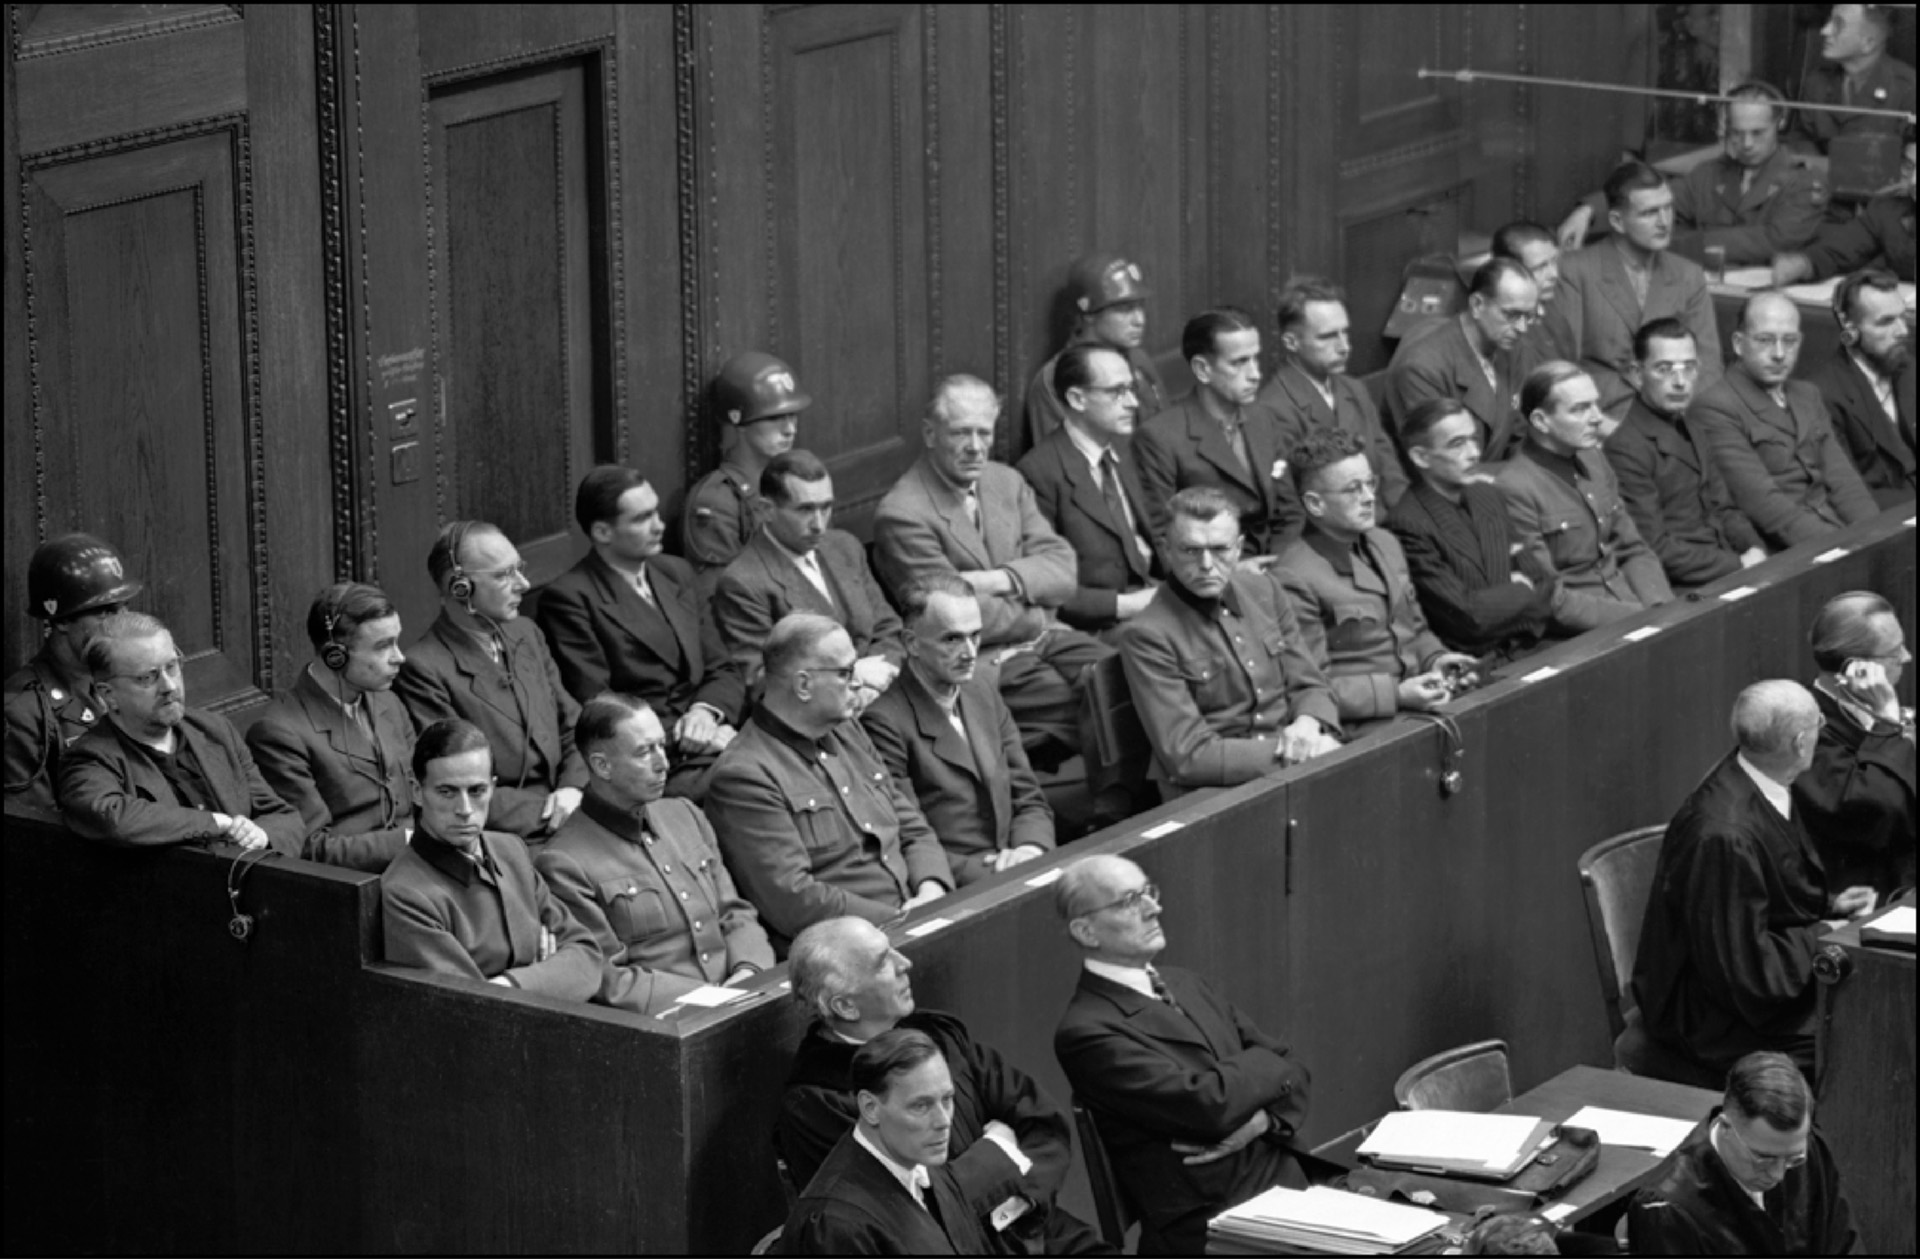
1861, 904, 1916, 950
1562, 1106, 1696, 1156
1210, 1185, 1449, 1255
1358, 1110, 1552, 1180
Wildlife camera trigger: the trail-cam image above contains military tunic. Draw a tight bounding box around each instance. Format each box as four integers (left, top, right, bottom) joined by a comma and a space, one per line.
3, 652, 104, 814
1668, 148, 1828, 266
682, 460, 769, 582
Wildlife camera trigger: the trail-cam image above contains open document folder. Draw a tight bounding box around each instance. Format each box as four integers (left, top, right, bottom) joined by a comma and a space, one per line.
1357, 1110, 1553, 1179
1210, 1185, 1449, 1255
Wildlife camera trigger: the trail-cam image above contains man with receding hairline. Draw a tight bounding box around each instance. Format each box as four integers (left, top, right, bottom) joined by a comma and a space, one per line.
1386, 258, 1542, 463
705, 614, 950, 950
1689, 291, 1879, 549
60, 610, 301, 852
1053, 854, 1318, 1256
1629, 1051, 1860, 1255
1632, 680, 1879, 1084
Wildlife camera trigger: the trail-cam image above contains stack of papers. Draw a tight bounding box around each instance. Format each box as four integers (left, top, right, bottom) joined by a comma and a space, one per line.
1861, 904, 1917, 949
1210, 1185, 1448, 1255
1563, 1106, 1697, 1157
1357, 1110, 1551, 1178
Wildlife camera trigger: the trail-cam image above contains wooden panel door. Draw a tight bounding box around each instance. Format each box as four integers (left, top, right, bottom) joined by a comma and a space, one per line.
426, 57, 605, 583
4, 5, 330, 710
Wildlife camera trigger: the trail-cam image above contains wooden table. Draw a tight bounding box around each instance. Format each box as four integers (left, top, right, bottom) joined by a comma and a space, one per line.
1818, 900, 1917, 1256
1215, 1066, 1718, 1254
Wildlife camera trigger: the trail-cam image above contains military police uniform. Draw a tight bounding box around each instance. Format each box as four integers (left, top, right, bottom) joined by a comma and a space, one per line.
3, 533, 141, 814
682, 350, 811, 584
1794, 55, 1917, 154
1024, 254, 1168, 446
1668, 147, 1828, 267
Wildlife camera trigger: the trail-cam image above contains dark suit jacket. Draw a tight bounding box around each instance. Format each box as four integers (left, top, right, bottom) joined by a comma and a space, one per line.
781, 1127, 995, 1257
1605, 398, 1763, 589
712, 528, 906, 680
393, 611, 588, 838
860, 669, 1053, 886
59, 710, 305, 854
380, 827, 602, 1000
1131, 394, 1303, 554
1802, 193, 1916, 282
1545, 242, 1723, 411
780, 1008, 1074, 1227
1384, 481, 1557, 657
1055, 965, 1311, 1256
245, 667, 416, 871
1632, 752, 1830, 1076
1015, 426, 1157, 633
873, 458, 1077, 649
1806, 349, 1916, 510
1258, 363, 1409, 505
1384, 316, 1535, 464
1793, 683, 1916, 898
1689, 365, 1881, 550
535, 549, 746, 724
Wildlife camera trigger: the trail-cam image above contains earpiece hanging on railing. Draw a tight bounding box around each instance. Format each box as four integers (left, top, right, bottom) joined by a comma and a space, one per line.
227, 846, 284, 944
1409, 711, 1466, 799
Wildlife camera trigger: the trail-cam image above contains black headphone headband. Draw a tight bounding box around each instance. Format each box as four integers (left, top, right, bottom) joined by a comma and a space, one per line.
446, 521, 476, 603
319, 585, 350, 672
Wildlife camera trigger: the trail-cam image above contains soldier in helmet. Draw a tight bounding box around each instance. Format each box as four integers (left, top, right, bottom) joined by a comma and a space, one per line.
1024, 253, 1169, 448
682, 350, 813, 591
4, 533, 142, 815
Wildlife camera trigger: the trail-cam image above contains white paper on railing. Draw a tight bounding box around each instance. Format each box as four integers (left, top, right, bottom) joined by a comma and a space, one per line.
674, 985, 749, 1008
1213, 1184, 1445, 1246
1357, 1109, 1544, 1170
1866, 904, 1916, 935
1563, 1105, 1697, 1156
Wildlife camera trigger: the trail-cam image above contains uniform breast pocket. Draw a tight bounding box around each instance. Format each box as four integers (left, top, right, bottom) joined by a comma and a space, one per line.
781, 790, 841, 854
1325, 603, 1381, 654
1748, 426, 1796, 474
601, 877, 672, 943
1541, 513, 1587, 553
1177, 653, 1231, 707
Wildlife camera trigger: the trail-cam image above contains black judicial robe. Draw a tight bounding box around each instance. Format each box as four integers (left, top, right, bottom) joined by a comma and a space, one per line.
1628, 1113, 1861, 1256
1794, 685, 1917, 899
781, 1129, 996, 1256
1632, 754, 1830, 1075
779, 1009, 1108, 1255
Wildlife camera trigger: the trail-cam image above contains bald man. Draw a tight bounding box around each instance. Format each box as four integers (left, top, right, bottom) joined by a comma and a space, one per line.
1688, 292, 1879, 550
1053, 855, 1317, 1255
1632, 681, 1880, 1085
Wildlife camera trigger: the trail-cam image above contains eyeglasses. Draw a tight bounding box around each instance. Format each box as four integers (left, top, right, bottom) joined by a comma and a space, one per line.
803, 664, 858, 686
1318, 476, 1379, 500
473, 561, 528, 582
112, 656, 184, 690
1084, 383, 1139, 400
1080, 882, 1161, 918
1717, 1116, 1808, 1170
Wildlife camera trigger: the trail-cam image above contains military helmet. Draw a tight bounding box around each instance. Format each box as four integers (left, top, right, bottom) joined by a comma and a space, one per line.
28, 533, 142, 621
712, 351, 813, 427
1066, 254, 1152, 314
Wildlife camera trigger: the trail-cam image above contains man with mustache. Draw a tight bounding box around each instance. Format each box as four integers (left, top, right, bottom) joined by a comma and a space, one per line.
1806, 269, 1916, 508
59, 611, 301, 853
1605, 319, 1768, 591
1386, 398, 1562, 660
246, 583, 418, 871
397, 520, 588, 840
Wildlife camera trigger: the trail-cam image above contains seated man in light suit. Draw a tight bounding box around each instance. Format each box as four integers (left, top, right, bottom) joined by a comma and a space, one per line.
782, 1029, 997, 1256
379, 718, 602, 999
1120, 488, 1341, 791
1689, 291, 1880, 550
712, 448, 905, 691
59, 611, 301, 853
246, 583, 417, 871
874, 374, 1112, 768
1016, 343, 1161, 642
1543, 159, 1723, 414
704, 614, 950, 951
861, 577, 1053, 887
536, 693, 773, 1016
1274, 431, 1477, 729
1053, 855, 1318, 1257
1494, 362, 1673, 631
538, 465, 747, 801
395, 520, 587, 840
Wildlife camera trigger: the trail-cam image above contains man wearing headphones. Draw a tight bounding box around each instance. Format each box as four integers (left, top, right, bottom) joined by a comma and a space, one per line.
4, 533, 141, 815
1558, 82, 1827, 268
395, 521, 587, 842
245, 583, 417, 871
1805, 269, 1915, 509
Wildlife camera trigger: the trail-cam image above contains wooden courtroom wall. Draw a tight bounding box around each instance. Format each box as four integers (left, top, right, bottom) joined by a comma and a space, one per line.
3, 3, 1644, 705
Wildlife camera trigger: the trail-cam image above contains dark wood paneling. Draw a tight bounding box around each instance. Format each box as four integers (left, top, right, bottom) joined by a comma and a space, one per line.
430, 61, 599, 581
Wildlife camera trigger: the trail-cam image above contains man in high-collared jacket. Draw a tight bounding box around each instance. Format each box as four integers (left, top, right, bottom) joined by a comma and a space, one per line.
536, 466, 748, 802
395, 521, 588, 839
1054, 855, 1318, 1257
248, 582, 416, 871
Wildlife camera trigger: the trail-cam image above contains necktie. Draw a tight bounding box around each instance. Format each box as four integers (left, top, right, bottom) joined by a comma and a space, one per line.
1740, 167, 1756, 197
797, 552, 834, 605
488, 632, 509, 667
1768, 386, 1788, 411
1223, 418, 1252, 476
918, 1169, 946, 1233
1147, 966, 1181, 1013
1101, 453, 1151, 571
964, 488, 981, 531
633, 567, 655, 605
